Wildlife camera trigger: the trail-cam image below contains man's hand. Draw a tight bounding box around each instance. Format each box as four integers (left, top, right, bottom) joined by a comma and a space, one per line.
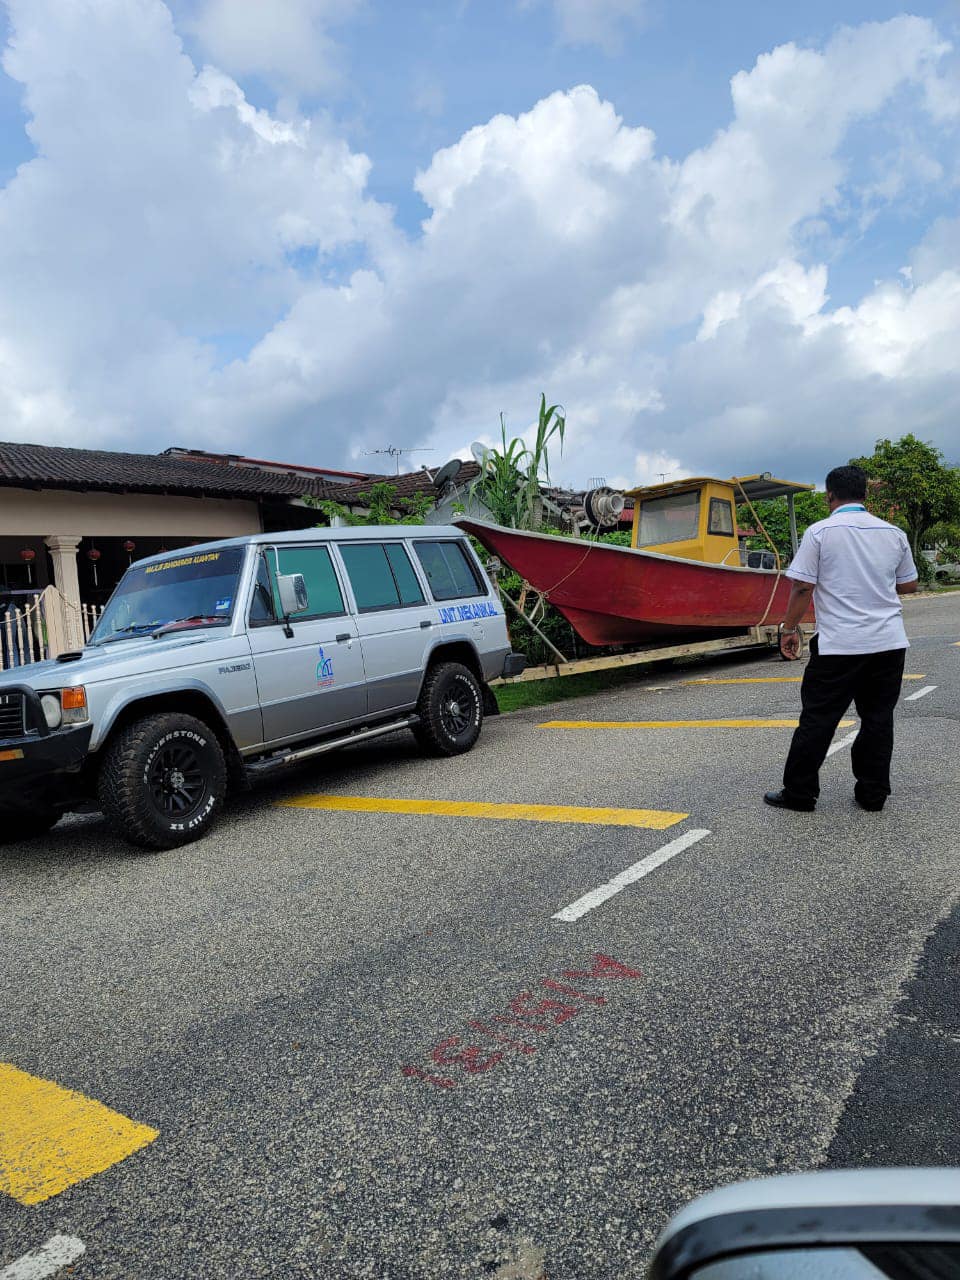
779, 580, 814, 659
779, 627, 802, 660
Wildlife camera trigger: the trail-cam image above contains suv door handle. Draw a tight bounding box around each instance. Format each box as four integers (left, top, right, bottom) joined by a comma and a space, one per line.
420, 620, 433, 629
336, 632, 352, 643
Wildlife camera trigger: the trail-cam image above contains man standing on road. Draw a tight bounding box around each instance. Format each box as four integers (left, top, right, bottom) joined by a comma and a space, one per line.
764, 465, 919, 813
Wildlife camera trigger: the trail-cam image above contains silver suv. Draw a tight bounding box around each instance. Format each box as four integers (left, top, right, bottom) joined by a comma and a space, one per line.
0, 527, 523, 850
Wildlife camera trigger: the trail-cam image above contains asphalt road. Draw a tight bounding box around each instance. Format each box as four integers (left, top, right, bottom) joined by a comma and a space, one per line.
1, 593, 958, 1279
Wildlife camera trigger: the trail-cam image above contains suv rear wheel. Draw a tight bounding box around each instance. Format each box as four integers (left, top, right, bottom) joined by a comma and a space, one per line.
99, 712, 227, 850
414, 661, 483, 756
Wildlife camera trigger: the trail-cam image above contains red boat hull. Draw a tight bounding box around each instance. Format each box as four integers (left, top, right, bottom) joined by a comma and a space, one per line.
459, 520, 810, 647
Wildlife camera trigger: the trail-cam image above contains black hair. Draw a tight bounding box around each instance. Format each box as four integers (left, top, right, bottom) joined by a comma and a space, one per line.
825, 465, 868, 502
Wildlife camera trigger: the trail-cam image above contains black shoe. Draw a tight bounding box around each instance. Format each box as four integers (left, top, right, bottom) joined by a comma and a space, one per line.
764, 789, 816, 812
855, 795, 885, 812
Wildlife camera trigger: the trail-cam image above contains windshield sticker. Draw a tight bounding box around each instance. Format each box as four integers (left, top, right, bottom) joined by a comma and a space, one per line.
438, 601, 499, 625
145, 551, 222, 575
316, 646, 335, 688
214, 597, 232, 612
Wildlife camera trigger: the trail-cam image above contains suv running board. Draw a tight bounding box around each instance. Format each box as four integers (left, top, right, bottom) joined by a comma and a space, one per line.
245, 715, 420, 775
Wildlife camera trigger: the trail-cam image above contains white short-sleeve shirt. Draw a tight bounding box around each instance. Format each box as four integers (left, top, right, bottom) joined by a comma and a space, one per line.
785, 505, 917, 655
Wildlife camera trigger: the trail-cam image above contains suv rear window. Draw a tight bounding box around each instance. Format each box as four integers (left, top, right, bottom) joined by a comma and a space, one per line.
414, 541, 485, 601
339, 542, 425, 612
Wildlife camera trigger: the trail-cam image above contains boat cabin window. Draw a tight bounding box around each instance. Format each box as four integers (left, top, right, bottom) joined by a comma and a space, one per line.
708, 497, 735, 536
638, 491, 700, 546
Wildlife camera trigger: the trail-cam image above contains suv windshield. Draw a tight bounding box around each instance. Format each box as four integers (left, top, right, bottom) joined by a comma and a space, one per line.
89, 548, 244, 644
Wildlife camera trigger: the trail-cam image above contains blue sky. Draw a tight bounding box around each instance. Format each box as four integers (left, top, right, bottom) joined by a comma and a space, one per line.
0, 0, 958, 484
180, 0, 959, 301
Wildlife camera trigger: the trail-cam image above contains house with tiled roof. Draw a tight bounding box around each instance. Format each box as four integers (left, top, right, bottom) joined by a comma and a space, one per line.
0, 439, 474, 657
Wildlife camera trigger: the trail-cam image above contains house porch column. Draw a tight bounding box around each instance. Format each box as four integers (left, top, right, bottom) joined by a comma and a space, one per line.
44, 535, 85, 652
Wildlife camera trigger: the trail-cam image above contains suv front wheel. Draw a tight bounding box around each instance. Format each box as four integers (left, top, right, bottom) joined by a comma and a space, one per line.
99, 712, 227, 850
414, 662, 483, 756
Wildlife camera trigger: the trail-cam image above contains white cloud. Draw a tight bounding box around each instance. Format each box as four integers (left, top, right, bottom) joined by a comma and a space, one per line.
177, 0, 364, 97
0, 0, 387, 446
525, 0, 648, 54
0, 4, 958, 488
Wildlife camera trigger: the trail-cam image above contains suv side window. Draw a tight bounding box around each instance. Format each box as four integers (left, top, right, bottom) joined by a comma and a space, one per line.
339, 542, 426, 612
414, 540, 486, 601
249, 547, 346, 625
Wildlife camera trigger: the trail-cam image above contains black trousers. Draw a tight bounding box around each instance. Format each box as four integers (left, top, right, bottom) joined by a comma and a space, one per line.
782, 635, 905, 805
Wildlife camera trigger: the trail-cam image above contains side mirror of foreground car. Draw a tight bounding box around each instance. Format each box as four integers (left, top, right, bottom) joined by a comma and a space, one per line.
648, 1168, 960, 1280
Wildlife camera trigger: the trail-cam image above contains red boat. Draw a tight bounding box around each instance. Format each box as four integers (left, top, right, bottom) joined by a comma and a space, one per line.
459, 474, 815, 647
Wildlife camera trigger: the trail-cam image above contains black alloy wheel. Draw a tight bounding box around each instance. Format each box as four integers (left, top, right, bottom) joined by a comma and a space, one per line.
440, 688, 472, 737
147, 740, 206, 820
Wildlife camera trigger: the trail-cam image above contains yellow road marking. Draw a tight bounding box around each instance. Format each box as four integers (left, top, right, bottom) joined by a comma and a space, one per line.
277, 794, 687, 830
541, 718, 856, 729
0, 1064, 158, 1206
685, 675, 926, 684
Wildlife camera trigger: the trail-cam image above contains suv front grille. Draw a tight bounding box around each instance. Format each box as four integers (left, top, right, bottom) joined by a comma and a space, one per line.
0, 692, 26, 739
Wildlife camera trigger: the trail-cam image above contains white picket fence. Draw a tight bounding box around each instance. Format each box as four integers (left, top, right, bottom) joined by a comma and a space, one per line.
0, 587, 103, 671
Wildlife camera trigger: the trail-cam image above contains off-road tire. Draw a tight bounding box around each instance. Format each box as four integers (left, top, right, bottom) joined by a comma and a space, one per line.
99, 713, 227, 850
0, 811, 61, 845
413, 662, 483, 757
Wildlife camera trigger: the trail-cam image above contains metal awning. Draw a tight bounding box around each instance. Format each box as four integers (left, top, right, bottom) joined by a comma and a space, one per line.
625, 474, 814, 502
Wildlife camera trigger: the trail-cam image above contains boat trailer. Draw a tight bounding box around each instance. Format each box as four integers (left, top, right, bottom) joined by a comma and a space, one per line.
489, 578, 809, 685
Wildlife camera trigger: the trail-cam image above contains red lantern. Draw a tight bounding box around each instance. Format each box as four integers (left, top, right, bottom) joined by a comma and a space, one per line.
123, 539, 136, 565
87, 546, 101, 586
19, 547, 35, 584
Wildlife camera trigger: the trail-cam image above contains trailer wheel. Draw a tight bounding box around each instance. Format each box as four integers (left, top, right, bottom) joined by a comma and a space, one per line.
99, 713, 226, 850
414, 662, 483, 756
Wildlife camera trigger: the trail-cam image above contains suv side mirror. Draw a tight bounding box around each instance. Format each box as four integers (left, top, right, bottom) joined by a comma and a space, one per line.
649, 1168, 960, 1279
277, 573, 308, 618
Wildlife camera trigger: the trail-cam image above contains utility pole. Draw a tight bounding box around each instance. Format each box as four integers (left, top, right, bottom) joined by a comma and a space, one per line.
363, 446, 435, 475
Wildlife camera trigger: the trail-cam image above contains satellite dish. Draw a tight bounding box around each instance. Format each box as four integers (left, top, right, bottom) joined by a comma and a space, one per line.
471, 441, 492, 467
432, 458, 463, 491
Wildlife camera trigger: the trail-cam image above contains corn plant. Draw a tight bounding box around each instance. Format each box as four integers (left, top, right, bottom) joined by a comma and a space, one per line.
471, 394, 566, 529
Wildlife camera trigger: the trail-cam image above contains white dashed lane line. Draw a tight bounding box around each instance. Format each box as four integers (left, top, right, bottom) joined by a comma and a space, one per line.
826, 729, 860, 758
0, 1236, 85, 1280
552, 828, 712, 923
903, 685, 937, 702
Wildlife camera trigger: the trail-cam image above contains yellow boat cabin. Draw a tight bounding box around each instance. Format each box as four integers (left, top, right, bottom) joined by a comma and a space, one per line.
625, 473, 815, 567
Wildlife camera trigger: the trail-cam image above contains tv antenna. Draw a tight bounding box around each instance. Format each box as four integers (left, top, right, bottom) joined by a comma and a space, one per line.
363, 445, 435, 475
657, 471, 674, 483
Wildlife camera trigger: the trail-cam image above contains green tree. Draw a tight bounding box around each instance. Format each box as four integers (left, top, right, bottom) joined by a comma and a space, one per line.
305, 482, 433, 527
926, 518, 960, 550
736, 490, 829, 561
851, 435, 960, 557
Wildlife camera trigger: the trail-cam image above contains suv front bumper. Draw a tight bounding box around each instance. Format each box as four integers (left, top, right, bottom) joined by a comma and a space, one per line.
0, 685, 93, 814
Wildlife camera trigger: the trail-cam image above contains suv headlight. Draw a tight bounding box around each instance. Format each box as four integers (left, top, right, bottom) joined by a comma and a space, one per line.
40, 694, 62, 729
39, 686, 88, 728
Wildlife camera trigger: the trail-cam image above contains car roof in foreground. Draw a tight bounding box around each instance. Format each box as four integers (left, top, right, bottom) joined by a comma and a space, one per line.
659, 1168, 960, 1245
131, 525, 466, 571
